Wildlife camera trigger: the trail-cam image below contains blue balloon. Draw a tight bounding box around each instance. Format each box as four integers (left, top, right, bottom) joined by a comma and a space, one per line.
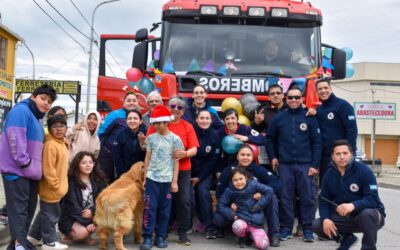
222, 135, 243, 154
345, 63, 355, 78
342, 47, 353, 61
139, 77, 154, 94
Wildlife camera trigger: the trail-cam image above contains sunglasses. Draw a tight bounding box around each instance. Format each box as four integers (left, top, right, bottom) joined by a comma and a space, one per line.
287, 95, 302, 100
170, 104, 184, 111
269, 91, 282, 96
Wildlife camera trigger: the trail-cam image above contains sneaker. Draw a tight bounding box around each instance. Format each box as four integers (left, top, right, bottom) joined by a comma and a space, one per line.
0, 215, 8, 225
303, 230, 314, 243
270, 234, 281, 247
140, 238, 153, 250
294, 224, 304, 237
337, 233, 358, 250
41, 242, 68, 250
154, 237, 168, 248
178, 232, 191, 246
236, 237, 247, 248
205, 230, 217, 239
279, 230, 293, 241
195, 222, 205, 233
27, 236, 43, 246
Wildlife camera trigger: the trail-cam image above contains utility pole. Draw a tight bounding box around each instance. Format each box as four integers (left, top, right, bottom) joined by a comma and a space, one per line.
23, 43, 35, 80
86, 0, 121, 113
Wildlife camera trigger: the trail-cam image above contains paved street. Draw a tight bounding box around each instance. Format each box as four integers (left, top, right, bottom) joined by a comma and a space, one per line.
29, 187, 398, 250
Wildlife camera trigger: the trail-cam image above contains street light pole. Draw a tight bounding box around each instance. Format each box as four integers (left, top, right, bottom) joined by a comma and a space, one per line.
23, 42, 35, 80
86, 0, 121, 113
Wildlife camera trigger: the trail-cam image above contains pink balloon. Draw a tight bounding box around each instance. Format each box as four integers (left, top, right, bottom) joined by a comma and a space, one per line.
126, 68, 143, 82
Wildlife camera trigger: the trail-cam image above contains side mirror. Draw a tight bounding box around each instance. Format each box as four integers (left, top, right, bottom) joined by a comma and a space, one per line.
135, 28, 148, 43
132, 43, 148, 71
331, 48, 346, 80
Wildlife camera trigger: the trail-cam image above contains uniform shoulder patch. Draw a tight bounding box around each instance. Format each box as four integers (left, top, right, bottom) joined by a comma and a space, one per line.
369, 184, 378, 190
348, 115, 355, 120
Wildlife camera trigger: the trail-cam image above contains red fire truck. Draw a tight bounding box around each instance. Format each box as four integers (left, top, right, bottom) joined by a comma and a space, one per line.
96, 0, 347, 115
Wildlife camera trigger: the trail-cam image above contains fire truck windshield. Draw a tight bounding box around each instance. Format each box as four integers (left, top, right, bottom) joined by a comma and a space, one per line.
161, 22, 320, 78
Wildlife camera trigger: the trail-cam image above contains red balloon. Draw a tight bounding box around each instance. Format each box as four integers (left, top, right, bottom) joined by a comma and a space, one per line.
246, 143, 259, 161
126, 68, 143, 82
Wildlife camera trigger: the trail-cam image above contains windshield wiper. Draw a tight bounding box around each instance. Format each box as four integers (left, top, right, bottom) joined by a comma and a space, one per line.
186, 70, 224, 76
231, 72, 292, 78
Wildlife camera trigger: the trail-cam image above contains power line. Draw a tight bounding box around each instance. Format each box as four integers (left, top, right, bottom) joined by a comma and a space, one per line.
45, 0, 91, 40
331, 82, 371, 94
32, 0, 86, 50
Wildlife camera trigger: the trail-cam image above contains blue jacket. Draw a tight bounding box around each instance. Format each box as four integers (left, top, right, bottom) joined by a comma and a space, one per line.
217, 179, 272, 228
182, 98, 224, 129
319, 160, 385, 220
112, 125, 147, 178
217, 124, 267, 173
216, 161, 281, 199
98, 108, 128, 153
0, 99, 44, 180
316, 94, 358, 157
191, 123, 221, 181
267, 107, 322, 168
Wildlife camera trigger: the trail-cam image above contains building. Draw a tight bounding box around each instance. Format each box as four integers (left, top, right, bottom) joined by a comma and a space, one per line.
0, 17, 23, 133
333, 62, 400, 166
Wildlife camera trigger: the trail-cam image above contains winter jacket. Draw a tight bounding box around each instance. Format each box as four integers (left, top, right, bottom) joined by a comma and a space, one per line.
67, 111, 101, 163
98, 108, 128, 153
316, 94, 358, 157
319, 160, 385, 220
112, 125, 147, 178
217, 124, 267, 173
0, 99, 45, 180
216, 161, 281, 199
39, 134, 69, 203
267, 107, 322, 168
182, 98, 224, 129
59, 178, 106, 234
217, 179, 273, 228
191, 123, 221, 181
251, 101, 288, 133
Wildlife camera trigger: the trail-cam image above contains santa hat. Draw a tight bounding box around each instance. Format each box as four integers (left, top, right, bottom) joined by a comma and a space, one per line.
150, 105, 174, 123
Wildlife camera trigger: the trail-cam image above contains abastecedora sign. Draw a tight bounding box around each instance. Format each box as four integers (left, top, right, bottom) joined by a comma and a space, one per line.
354, 102, 396, 120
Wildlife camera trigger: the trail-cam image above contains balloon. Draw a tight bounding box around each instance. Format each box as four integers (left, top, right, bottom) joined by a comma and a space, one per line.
246, 143, 259, 161
243, 102, 260, 118
345, 63, 355, 78
139, 77, 154, 94
126, 68, 143, 82
128, 78, 142, 89
238, 115, 251, 126
222, 135, 243, 154
240, 93, 258, 108
342, 47, 353, 61
221, 97, 243, 115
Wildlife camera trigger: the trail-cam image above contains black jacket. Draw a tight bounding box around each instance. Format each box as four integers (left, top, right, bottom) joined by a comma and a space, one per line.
58, 179, 106, 234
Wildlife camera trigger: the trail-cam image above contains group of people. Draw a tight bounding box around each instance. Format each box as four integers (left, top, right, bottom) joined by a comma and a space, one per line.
0, 79, 385, 250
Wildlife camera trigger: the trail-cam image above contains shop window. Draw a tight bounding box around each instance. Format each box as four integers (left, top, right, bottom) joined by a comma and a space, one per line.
0, 36, 7, 70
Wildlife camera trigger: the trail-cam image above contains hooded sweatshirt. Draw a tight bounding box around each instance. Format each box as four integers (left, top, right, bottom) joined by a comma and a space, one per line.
67, 111, 101, 162
39, 134, 69, 203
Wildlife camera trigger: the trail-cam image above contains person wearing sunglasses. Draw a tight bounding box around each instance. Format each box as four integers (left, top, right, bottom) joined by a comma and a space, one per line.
266, 85, 322, 243
146, 95, 199, 245
182, 85, 224, 129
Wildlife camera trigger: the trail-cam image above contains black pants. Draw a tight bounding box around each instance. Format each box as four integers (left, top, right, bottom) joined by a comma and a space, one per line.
3, 176, 38, 250
312, 209, 385, 250
173, 170, 192, 234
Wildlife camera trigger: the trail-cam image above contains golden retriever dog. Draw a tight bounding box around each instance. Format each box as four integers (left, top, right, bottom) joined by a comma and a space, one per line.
94, 162, 144, 250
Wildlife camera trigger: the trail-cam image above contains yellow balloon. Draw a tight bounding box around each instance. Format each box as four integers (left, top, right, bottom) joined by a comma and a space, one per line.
238, 115, 250, 126
221, 97, 243, 115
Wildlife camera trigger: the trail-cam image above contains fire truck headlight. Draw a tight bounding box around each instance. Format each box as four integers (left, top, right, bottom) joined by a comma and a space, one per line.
200, 6, 218, 15
223, 6, 240, 16
168, 6, 183, 10
248, 7, 266, 17
270, 8, 288, 17
306, 10, 318, 15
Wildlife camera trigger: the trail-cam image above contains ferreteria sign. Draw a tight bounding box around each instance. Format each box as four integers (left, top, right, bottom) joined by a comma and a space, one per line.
354, 102, 396, 120
15, 79, 80, 95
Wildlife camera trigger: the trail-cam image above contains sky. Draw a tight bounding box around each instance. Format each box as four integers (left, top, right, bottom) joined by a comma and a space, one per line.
1, 0, 400, 111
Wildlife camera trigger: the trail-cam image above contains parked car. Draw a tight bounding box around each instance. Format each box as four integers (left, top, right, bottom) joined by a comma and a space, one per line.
355, 150, 366, 162
396, 156, 400, 169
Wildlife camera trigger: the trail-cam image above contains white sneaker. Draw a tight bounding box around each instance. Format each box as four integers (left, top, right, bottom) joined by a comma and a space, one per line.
27, 236, 43, 246
41, 241, 68, 250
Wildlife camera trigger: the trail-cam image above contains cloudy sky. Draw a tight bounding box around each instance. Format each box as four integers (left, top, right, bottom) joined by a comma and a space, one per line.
1, 0, 399, 111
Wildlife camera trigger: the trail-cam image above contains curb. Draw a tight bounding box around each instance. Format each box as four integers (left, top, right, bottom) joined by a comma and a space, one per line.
378, 182, 400, 190
0, 224, 10, 247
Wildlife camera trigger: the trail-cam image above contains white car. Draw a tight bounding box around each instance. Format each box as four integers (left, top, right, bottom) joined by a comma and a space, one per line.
355, 150, 366, 162
397, 156, 400, 169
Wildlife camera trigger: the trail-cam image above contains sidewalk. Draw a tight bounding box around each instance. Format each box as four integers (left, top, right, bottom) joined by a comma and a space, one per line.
0, 166, 399, 247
